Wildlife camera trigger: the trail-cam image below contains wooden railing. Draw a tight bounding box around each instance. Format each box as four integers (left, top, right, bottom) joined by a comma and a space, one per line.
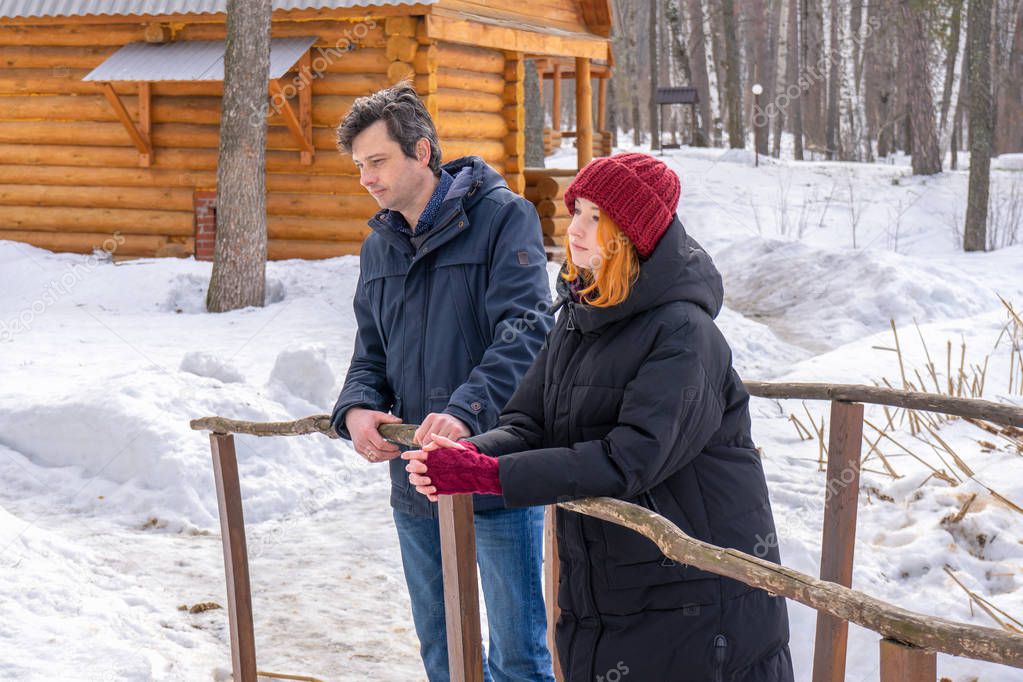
190, 382, 1023, 682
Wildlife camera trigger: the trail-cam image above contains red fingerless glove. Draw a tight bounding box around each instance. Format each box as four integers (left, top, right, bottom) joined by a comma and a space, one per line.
426, 441, 502, 496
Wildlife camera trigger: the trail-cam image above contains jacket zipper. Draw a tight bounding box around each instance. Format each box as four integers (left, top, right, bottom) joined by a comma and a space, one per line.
713, 634, 728, 682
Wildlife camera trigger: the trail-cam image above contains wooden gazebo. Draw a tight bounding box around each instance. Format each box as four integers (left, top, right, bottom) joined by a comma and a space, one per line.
0, 0, 612, 260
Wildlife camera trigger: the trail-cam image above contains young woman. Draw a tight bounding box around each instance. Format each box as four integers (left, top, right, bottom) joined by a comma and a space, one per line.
403, 152, 794, 682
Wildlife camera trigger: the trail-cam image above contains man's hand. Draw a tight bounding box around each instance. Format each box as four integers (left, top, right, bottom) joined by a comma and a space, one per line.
413, 412, 470, 446
345, 407, 403, 463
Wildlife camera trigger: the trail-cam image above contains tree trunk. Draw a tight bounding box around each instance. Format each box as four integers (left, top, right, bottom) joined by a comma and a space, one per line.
666, 0, 692, 145
900, 1, 942, 175
721, 0, 746, 148
825, 0, 842, 159
790, 0, 804, 159
687, 0, 713, 146
865, 0, 896, 159
802, 0, 826, 153
848, 0, 867, 160
206, 0, 270, 313
524, 59, 545, 167
994, 2, 1023, 154
771, 0, 790, 158
951, 25, 971, 169
940, 0, 964, 136
709, 2, 729, 146
649, 0, 660, 150
964, 0, 993, 251
746, 0, 771, 155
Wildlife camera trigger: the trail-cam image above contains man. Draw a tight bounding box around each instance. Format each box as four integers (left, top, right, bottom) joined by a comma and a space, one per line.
331, 82, 555, 682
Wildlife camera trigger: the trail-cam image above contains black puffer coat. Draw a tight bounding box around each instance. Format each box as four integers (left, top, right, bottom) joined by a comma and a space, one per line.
467, 218, 793, 681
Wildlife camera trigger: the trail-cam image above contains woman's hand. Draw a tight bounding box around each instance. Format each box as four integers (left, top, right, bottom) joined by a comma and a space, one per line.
403, 435, 467, 501
402, 435, 501, 500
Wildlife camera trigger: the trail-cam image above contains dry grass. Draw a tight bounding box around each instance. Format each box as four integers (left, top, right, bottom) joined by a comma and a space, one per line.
785, 298, 1023, 499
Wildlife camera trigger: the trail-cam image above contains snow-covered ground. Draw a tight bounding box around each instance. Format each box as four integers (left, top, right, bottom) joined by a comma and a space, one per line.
1, 144, 1022, 681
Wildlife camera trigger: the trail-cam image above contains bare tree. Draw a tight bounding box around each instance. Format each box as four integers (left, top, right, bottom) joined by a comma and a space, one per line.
900, 1, 942, 175
612, 0, 644, 145
789, 0, 805, 159
688, 0, 714, 146
994, 1, 1023, 154
801, 0, 826, 152
951, 15, 971, 169
825, 0, 842, 159
864, 0, 888, 158
720, 0, 746, 147
666, 0, 694, 144
939, 0, 964, 137
772, 0, 791, 157
745, 0, 771, 154
964, 0, 993, 251
206, 0, 271, 312
649, 0, 661, 150
524, 59, 545, 167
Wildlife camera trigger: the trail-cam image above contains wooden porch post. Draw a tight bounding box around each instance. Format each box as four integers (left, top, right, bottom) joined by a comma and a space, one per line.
575, 57, 592, 168
551, 63, 562, 132
209, 433, 258, 682
811, 401, 864, 682
438, 494, 485, 682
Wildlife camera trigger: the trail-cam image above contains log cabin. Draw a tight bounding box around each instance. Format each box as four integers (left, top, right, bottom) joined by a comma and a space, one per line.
0, 0, 612, 260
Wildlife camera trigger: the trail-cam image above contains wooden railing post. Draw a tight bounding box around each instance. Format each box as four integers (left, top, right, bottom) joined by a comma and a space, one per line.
209, 433, 258, 682
544, 505, 564, 681
812, 401, 864, 682
879, 638, 937, 682
438, 494, 485, 682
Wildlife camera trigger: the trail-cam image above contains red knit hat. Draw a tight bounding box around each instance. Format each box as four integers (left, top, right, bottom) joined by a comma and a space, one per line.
564, 152, 681, 258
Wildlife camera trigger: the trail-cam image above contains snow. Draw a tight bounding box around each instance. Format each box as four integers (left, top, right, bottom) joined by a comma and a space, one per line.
2, 144, 1022, 681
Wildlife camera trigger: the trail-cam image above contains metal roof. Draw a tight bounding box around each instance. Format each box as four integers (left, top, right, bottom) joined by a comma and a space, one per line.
82, 36, 317, 81
0, 0, 433, 19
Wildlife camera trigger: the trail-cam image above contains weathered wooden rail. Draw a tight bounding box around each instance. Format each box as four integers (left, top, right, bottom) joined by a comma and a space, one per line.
190, 382, 1023, 682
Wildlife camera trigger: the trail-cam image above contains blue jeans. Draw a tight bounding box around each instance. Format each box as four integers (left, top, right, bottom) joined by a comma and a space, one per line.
393, 506, 555, 682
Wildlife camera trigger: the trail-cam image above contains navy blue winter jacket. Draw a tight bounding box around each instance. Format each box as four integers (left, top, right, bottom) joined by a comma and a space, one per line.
331, 156, 553, 517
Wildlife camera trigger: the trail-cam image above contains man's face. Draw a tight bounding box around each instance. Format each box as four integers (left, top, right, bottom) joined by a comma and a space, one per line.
351, 119, 428, 212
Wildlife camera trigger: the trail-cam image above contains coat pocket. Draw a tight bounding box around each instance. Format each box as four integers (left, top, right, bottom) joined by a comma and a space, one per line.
600, 488, 722, 594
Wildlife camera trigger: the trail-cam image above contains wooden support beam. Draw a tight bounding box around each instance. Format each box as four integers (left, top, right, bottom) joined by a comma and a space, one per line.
268, 79, 314, 157
879, 639, 937, 682
575, 58, 592, 168
99, 82, 153, 162
545, 505, 564, 682
597, 76, 607, 133
551, 64, 561, 131
439, 494, 485, 682
812, 401, 864, 682
209, 433, 258, 682
297, 52, 313, 166
137, 81, 151, 167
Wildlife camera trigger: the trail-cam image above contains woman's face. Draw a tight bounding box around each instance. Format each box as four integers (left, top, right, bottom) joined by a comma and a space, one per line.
568, 196, 602, 271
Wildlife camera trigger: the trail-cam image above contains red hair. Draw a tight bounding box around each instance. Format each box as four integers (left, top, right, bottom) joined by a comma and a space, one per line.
561, 210, 640, 308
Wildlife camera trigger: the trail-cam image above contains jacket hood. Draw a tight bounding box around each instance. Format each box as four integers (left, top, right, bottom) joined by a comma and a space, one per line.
441, 155, 509, 211
556, 217, 724, 333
